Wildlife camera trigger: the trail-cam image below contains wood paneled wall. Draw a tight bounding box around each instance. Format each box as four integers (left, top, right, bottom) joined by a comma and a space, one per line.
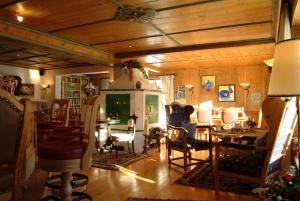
160, 64, 270, 121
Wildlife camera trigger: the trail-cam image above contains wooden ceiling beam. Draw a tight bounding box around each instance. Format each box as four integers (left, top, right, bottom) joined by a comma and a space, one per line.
0, 17, 115, 66
115, 38, 275, 58
0, 0, 26, 9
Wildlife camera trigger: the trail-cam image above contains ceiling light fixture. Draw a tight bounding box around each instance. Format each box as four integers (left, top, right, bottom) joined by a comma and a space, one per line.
115, 5, 156, 24
16, 14, 23, 22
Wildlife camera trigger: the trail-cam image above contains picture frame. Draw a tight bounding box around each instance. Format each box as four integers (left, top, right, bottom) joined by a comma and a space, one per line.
19, 83, 34, 96
218, 84, 235, 102
201, 75, 216, 93
175, 85, 186, 101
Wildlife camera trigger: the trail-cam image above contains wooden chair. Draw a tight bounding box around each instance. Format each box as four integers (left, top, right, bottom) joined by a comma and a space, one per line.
38, 96, 100, 201
37, 99, 70, 143
166, 102, 213, 171
110, 114, 138, 157
0, 88, 32, 201
214, 97, 297, 198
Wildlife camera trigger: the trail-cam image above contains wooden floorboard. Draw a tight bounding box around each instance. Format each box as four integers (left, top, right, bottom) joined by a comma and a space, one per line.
26, 147, 259, 201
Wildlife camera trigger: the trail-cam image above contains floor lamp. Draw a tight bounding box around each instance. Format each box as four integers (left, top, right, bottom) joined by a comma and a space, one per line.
268, 39, 300, 168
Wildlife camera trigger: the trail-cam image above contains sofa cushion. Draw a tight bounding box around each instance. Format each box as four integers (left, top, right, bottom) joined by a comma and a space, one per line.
47, 133, 82, 143
37, 121, 63, 130
38, 142, 87, 160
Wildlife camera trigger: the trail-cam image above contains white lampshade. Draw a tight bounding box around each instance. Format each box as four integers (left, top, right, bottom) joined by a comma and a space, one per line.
268, 39, 300, 96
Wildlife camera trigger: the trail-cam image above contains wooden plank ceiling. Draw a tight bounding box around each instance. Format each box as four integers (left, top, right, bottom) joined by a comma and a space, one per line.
0, 0, 275, 70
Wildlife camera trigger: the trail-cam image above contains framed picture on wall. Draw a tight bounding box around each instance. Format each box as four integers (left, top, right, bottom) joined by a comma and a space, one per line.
19, 83, 34, 96
218, 84, 235, 102
175, 85, 186, 102
201, 75, 216, 93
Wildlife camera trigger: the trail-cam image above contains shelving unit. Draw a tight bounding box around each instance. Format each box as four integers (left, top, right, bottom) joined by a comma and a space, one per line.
61, 76, 90, 119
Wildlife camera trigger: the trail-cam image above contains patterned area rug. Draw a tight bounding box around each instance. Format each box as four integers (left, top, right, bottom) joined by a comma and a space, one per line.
127, 198, 205, 201
92, 152, 151, 171
176, 163, 259, 195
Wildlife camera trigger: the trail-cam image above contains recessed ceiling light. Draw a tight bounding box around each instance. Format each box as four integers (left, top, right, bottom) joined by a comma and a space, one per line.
129, 45, 132, 48
16, 54, 20, 57
16, 14, 23, 22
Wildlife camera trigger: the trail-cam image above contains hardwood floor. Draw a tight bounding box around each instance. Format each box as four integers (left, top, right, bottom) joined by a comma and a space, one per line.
26, 147, 259, 201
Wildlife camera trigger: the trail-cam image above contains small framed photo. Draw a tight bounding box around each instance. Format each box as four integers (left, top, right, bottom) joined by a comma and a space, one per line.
201, 75, 216, 93
20, 83, 34, 96
218, 84, 235, 102
175, 85, 186, 100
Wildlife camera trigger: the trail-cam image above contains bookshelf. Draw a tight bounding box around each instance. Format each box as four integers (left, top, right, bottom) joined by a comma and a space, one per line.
61, 76, 90, 119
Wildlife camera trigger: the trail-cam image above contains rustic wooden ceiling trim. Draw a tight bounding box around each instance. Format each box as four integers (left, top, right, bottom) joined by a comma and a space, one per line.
156, 0, 223, 12
49, 18, 115, 33
91, 34, 163, 45
0, 61, 37, 69
111, 0, 181, 46
0, 17, 115, 65
0, 0, 26, 9
46, 0, 222, 38
115, 37, 275, 58
168, 20, 272, 35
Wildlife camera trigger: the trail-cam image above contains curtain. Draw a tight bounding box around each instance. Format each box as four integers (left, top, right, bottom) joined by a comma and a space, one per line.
159, 75, 174, 104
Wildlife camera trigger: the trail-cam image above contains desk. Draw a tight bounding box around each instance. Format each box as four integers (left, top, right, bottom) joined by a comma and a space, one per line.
96, 119, 120, 152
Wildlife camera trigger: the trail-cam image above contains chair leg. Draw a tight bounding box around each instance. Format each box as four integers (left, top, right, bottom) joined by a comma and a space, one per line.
127, 141, 131, 154
167, 145, 171, 165
132, 140, 135, 155
60, 172, 72, 201
183, 151, 188, 171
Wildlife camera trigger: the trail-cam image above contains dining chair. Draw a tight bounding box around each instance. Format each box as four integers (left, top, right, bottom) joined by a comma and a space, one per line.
110, 114, 138, 157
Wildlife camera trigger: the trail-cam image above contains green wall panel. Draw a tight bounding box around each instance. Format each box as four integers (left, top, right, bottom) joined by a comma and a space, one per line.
146, 95, 159, 124
106, 94, 130, 124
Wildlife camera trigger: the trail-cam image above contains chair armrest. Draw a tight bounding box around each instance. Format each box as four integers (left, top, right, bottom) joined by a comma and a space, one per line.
167, 125, 188, 136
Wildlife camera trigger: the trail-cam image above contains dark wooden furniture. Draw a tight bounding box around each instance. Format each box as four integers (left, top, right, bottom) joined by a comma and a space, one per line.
0, 88, 32, 201
166, 102, 213, 171
214, 97, 297, 198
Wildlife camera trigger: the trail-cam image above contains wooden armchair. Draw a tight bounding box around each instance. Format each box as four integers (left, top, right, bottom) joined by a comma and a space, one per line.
214, 97, 297, 198
0, 88, 32, 201
166, 102, 213, 171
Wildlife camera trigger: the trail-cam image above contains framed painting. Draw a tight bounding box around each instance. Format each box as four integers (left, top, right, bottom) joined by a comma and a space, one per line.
201, 75, 216, 93
175, 85, 186, 103
19, 83, 34, 96
218, 84, 235, 102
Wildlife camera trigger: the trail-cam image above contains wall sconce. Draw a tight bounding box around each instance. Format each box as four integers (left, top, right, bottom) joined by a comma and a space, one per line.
40, 84, 50, 99
185, 84, 194, 90
240, 82, 250, 95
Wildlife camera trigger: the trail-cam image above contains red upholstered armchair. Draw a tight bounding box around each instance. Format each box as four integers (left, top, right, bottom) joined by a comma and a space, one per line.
37, 98, 70, 143
38, 96, 100, 201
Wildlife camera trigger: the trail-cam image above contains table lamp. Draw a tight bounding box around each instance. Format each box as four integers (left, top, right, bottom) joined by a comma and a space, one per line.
268, 38, 300, 166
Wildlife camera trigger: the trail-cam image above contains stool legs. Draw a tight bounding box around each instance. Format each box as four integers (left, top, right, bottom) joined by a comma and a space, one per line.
60, 172, 72, 201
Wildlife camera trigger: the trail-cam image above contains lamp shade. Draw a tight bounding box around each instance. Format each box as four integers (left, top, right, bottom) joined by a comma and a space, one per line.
268, 39, 300, 96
